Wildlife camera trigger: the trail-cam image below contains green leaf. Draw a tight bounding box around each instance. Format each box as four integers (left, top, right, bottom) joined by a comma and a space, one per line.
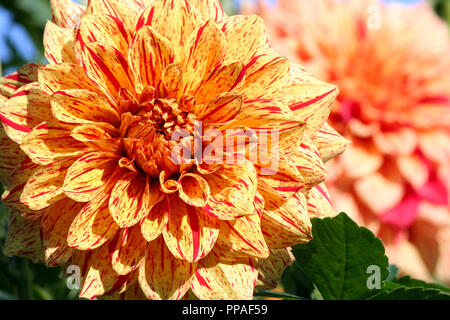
367, 275, 450, 300
392, 276, 450, 294
281, 261, 315, 299
368, 287, 450, 300
290, 213, 389, 300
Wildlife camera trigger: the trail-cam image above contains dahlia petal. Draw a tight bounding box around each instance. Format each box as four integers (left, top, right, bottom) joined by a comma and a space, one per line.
409, 104, 450, 128
111, 225, 146, 275
21, 121, 87, 165
189, 0, 225, 22
159, 171, 180, 194
80, 42, 134, 102
38, 63, 99, 94
43, 21, 77, 64
41, 198, 84, 266
66, 249, 89, 276
313, 123, 349, 163
141, 196, 169, 242
3, 213, 44, 263
355, 173, 405, 214
51, 89, 120, 125
193, 61, 245, 106
138, 237, 196, 300
255, 123, 307, 199
178, 173, 210, 207
233, 99, 297, 131
418, 130, 450, 163
214, 214, 270, 259
0, 63, 40, 98
196, 92, 243, 124
50, 0, 85, 29
221, 15, 269, 65
276, 123, 308, 156
203, 162, 257, 220
129, 26, 174, 93
77, 14, 131, 57
256, 159, 304, 201
256, 248, 294, 290
417, 179, 448, 205
279, 64, 337, 108
115, 282, 147, 300
0, 78, 18, 100
261, 190, 312, 248
347, 119, 380, 138
86, 139, 125, 155
104, 272, 140, 298
341, 141, 383, 179
109, 172, 150, 228
20, 158, 75, 211
87, 0, 144, 32
307, 184, 337, 219
239, 57, 290, 100
136, 0, 203, 60
161, 64, 182, 98
373, 128, 418, 156
71, 123, 123, 154
68, 186, 119, 250
397, 154, 429, 190
277, 65, 338, 136
0, 83, 52, 144
244, 124, 306, 188
191, 252, 257, 300
1, 159, 40, 214
64, 152, 119, 202
243, 46, 283, 78
384, 239, 433, 284
163, 195, 219, 263
291, 137, 327, 190
71, 122, 119, 141
381, 196, 420, 229
79, 245, 121, 300
0, 130, 26, 185
330, 187, 363, 225
181, 20, 226, 96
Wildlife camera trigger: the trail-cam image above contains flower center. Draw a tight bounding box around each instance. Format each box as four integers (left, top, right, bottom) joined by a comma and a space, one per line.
120, 93, 197, 178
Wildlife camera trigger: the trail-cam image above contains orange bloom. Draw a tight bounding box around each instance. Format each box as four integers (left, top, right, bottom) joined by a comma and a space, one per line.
0, 0, 346, 299
253, 0, 450, 282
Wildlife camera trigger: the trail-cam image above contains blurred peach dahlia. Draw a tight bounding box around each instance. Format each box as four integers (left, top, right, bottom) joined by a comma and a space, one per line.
254, 0, 450, 282
0, 0, 347, 299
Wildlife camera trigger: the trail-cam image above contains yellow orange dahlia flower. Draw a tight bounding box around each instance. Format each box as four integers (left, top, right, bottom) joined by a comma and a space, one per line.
0, 0, 346, 299
253, 0, 450, 282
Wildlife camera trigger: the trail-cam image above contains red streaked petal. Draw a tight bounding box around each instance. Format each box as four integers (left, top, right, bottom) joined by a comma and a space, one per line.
163, 195, 219, 263
138, 236, 196, 300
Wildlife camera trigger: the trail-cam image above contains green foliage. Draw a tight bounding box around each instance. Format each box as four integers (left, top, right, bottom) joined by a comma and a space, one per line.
290, 213, 389, 300
260, 213, 450, 301
431, 0, 450, 25
368, 287, 450, 300
392, 276, 450, 294
280, 260, 314, 299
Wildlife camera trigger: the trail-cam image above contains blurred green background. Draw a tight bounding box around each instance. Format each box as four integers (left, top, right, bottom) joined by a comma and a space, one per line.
0, 0, 449, 300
